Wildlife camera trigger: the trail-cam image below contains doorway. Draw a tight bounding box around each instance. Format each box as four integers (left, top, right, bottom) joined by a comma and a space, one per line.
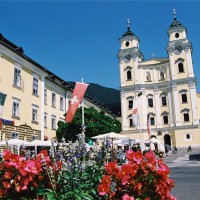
164, 134, 171, 146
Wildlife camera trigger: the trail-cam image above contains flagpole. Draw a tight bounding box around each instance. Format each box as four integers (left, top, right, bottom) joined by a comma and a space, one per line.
137, 92, 143, 153
81, 78, 85, 141
139, 100, 142, 154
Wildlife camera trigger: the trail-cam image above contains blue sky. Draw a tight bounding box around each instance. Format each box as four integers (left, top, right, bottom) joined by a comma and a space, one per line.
1, 1, 200, 91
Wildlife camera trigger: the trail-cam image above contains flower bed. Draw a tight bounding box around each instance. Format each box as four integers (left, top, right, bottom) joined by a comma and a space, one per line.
98, 150, 176, 200
0, 140, 176, 200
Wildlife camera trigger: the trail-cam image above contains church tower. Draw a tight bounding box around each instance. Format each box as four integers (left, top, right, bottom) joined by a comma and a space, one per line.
166, 9, 199, 126
117, 19, 143, 131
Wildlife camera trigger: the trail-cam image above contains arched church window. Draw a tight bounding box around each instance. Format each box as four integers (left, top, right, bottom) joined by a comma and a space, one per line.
160, 93, 167, 106
146, 71, 151, 81
147, 94, 153, 107
178, 63, 184, 73
127, 70, 132, 80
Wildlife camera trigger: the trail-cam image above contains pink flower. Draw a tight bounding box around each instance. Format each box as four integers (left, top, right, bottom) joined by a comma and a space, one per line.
126, 150, 143, 164
122, 193, 134, 200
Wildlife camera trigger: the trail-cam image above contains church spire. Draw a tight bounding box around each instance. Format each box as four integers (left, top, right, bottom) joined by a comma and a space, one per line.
173, 9, 177, 21
127, 18, 130, 31
169, 9, 184, 29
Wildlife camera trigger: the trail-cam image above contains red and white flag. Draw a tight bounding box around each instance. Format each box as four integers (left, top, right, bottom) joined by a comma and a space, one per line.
132, 99, 140, 129
65, 82, 89, 123
147, 113, 151, 139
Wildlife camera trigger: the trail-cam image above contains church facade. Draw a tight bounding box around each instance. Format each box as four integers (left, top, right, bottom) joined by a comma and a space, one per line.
118, 11, 200, 147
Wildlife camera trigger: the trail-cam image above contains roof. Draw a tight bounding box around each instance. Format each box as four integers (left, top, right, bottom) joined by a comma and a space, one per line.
0, 33, 117, 117
170, 19, 184, 29
139, 57, 169, 66
120, 26, 140, 42
0, 33, 72, 90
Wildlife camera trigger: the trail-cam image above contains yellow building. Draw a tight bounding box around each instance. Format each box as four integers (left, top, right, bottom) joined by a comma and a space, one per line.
118, 12, 200, 148
0, 34, 111, 142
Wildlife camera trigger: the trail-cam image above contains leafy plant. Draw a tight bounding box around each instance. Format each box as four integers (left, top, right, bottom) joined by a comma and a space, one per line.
56, 107, 121, 142
98, 150, 176, 200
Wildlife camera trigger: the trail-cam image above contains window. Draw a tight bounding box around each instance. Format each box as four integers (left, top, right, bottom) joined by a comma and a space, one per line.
184, 113, 189, 122
178, 63, 184, 73
44, 89, 47, 104
163, 115, 168, 124
13, 67, 21, 87
51, 116, 56, 130
150, 117, 155, 125
32, 135, 38, 141
161, 96, 167, 106
32, 106, 38, 122
33, 77, 38, 95
126, 41, 130, 47
148, 98, 153, 107
175, 33, 179, 38
129, 118, 133, 127
184, 133, 192, 141
128, 100, 133, 109
44, 113, 47, 128
186, 134, 190, 139
11, 132, 19, 139
52, 93, 56, 108
182, 94, 187, 103
127, 71, 132, 80
60, 96, 64, 111
12, 100, 20, 117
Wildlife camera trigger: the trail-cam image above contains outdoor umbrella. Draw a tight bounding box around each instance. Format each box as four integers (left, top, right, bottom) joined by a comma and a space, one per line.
24, 140, 57, 155
113, 138, 140, 147
1, 139, 32, 155
92, 132, 128, 140
92, 132, 128, 148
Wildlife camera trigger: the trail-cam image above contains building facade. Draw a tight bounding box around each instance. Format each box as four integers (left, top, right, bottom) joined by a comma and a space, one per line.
0, 34, 110, 142
118, 12, 200, 147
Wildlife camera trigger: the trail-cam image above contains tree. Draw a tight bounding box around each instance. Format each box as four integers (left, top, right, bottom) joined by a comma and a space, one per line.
56, 107, 121, 142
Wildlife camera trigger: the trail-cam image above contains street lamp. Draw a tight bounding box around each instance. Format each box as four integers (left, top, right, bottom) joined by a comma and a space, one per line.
0, 92, 7, 129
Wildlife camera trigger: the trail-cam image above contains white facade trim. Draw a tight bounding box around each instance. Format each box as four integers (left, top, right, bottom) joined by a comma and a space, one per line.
185, 49, 194, 77
141, 91, 147, 129
40, 75, 45, 141
172, 85, 181, 126
121, 92, 128, 131
169, 53, 176, 80
154, 89, 162, 128
133, 56, 139, 84
153, 68, 158, 83
119, 61, 125, 86
166, 63, 170, 81
167, 89, 175, 127
189, 83, 199, 125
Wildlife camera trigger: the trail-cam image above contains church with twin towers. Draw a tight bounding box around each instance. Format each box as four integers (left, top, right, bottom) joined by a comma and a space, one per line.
117, 10, 200, 147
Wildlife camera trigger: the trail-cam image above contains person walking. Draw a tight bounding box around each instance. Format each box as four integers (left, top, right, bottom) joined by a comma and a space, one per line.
118, 147, 123, 163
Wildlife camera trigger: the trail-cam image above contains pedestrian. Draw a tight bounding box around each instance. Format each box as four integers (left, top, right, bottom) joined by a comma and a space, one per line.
118, 147, 123, 163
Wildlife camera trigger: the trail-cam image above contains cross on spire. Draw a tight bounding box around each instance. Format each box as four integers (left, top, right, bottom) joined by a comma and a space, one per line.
173, 9, 177, 21
127, 18, 130, 31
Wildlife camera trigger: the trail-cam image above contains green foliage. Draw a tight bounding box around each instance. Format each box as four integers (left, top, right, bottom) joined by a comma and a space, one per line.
37, 163, 105, 200
56, 107, 121, 142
